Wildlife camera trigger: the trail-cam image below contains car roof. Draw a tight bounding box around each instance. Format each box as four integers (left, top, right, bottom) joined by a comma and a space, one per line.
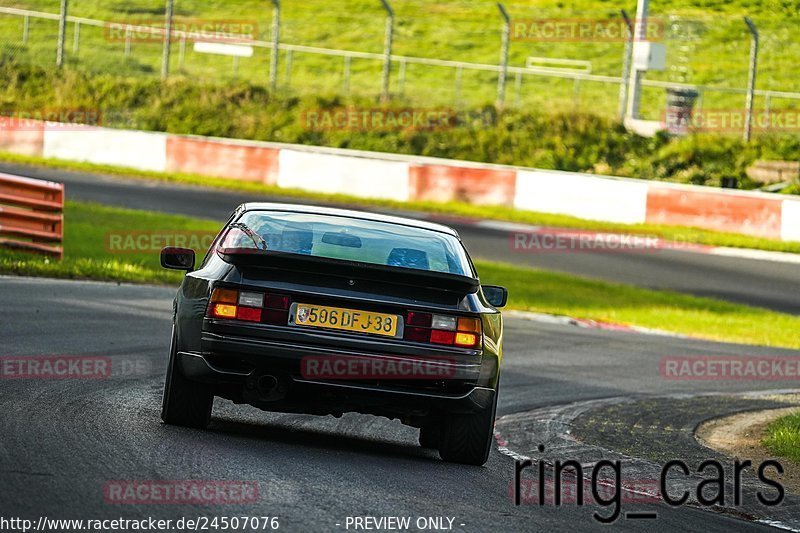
238, 203, 460, 238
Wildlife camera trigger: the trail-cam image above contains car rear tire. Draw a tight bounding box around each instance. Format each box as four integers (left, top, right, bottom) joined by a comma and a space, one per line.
419, 422, 442, 448
161, 328, 213, 429
437, 393, 497, 466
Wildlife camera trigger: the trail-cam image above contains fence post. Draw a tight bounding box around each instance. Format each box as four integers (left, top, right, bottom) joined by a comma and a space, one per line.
398, 59, 406, 96
270, 0, 280, 92
625, 0, 649, 119
161, 0, 175, 80
72, 21, 80, 54
22, 15, 30, 44
455, 65, 463, 102
496, 3, 510, 110
178, 36, 186, 69
285, 49, 293, 87
343, 55, 351, 95
56, 0, 68, 67
380, 0, 394, 103
124, 27, 132, 58
618, 10, 633, 121
743, 17, 759, 142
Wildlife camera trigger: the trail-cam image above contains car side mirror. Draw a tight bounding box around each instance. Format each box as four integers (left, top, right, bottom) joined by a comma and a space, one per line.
483, 285, 508, 308
161, 247, 195, 271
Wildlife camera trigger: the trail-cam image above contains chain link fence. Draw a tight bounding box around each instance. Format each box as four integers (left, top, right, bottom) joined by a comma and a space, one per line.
0, 1, 799, 133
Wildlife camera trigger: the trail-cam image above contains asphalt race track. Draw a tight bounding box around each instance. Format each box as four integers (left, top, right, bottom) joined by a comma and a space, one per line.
1, 277, 796, 531
2, 164, 800, 531
2, 162, 799, 314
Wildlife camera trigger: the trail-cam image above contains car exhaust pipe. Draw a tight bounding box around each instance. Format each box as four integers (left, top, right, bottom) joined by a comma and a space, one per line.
257, 375, 279, 396
243, 373, 287, 403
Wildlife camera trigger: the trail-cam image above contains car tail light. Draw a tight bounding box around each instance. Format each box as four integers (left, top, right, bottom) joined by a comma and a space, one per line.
431, 315, 456, 331
430, 329, 455, 345
403, 312, 482, 348
404, 327, 430, 343
208, 287, 291, 325
236, 307, 262, 322
238, 291, 263, 308
406, 312, 432, 327
264, 293, 290, 310
212, 303, 237, 319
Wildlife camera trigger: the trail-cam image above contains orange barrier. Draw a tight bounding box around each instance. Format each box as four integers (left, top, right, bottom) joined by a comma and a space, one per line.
646, 185, 782, 239
409, 164, 517, 206
0, 119, 45, 156
0, 173, 64, 258
166, 136, 280, 185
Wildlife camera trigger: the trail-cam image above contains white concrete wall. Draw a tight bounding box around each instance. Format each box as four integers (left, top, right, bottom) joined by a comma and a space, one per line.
26, 118, 800, 242
781, 199, 800, 242
277, 149, 410, 201
43, 125, 167, 172
513, 169, 649, 224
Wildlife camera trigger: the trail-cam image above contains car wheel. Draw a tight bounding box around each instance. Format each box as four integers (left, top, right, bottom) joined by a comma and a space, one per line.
161, 327, 213, 429
418, 422, 442, 448
437, 393, 497, 466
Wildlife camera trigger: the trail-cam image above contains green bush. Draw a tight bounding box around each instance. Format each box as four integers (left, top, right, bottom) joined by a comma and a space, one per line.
1, 58, 798, 193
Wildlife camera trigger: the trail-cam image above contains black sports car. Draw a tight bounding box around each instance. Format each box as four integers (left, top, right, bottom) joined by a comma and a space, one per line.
160, 203, 507, 465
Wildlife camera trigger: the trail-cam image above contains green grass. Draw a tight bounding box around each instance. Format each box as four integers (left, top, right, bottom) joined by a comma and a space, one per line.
764, 411, 800, 464
0, 200, 219, 284
478, 261, 800, 348
1, 0, 798, 117
4, 151, 800, 254
4, 200, 800, 348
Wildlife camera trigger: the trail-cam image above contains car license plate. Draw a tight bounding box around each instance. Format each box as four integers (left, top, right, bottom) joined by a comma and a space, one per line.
291, 303, 401, 338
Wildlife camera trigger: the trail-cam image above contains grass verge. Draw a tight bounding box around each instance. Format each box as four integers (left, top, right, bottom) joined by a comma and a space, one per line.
764, 411, 800, 464
3, 151, 800, 255
2, 201, 800, 349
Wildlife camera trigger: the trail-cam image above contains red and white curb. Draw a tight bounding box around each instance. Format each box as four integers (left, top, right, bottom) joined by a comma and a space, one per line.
422, 214, 800, 264
504, 310, 688, 338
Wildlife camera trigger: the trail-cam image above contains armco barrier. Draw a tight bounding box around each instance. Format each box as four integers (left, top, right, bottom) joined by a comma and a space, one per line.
2, 118, 800, 242
0, 173, 64, 258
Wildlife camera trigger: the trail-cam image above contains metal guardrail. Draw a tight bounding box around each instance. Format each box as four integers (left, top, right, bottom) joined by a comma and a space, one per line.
0, 173, 64, 258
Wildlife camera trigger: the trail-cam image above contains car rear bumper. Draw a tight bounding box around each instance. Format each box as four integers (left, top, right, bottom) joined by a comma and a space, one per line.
177, 327, 498, 418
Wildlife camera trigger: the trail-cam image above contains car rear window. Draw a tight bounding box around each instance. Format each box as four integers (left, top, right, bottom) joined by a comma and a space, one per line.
222, 210, 473, 276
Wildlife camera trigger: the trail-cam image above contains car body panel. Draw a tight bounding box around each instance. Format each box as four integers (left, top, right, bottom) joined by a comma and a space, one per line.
169, 204, 504, 427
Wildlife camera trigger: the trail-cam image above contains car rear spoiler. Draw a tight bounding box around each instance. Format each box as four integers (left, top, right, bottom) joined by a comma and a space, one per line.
217, 249, 480, 294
